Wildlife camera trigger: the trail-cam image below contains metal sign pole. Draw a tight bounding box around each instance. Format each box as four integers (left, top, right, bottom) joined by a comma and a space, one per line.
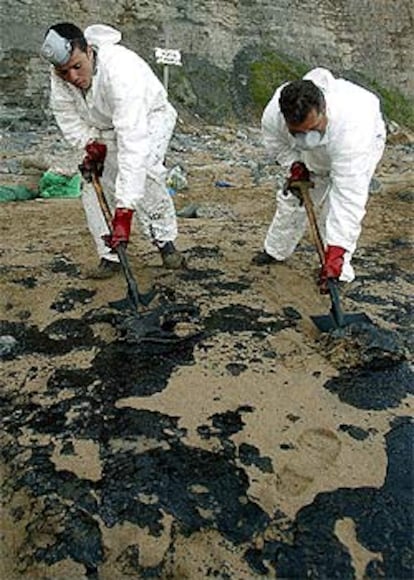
155, 47, 182, 95
163, 64, 169, 93
164, 27, 170, 94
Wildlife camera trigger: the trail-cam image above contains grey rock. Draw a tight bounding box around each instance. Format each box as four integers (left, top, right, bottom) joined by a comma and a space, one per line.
0, 335, 18, 358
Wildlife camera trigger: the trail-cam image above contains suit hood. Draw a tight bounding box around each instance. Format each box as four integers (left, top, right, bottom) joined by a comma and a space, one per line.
84, 24, 122, 48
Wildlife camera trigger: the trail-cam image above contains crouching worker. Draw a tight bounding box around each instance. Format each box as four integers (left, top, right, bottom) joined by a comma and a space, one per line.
41, 22, 186, 278
252, 67, 386, 293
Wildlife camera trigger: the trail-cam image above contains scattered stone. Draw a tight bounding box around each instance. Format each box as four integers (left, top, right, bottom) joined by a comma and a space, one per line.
226, 362, 248, 375
0, 335, 18, 358
177, 202, 238, 220
51, 288, 96, 313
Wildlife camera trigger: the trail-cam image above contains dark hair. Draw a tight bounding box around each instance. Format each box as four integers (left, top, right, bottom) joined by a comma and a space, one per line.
47, 22, 88, 53
279, 80, 325, 124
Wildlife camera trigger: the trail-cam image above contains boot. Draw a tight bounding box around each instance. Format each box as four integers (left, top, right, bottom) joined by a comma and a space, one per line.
84, 258, 121, 279
251, 250, 282, 266
159, 242, 186, 270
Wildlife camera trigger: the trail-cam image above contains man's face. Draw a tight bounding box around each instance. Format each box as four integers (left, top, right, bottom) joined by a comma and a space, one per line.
54, 46, 94, 90
287, 107, 328, 136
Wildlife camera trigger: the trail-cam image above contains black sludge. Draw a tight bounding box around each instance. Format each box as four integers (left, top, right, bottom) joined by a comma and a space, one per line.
99, 443, 270, 543
245, 418, 414, 579
320, 322, 412, 410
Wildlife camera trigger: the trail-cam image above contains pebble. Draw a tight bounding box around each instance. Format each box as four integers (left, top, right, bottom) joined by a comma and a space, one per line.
0, 335, 18, 358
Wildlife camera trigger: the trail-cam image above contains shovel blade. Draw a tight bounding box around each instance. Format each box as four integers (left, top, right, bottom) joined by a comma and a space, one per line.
109, 288, 157, 313
311, 311, 372, 333
130, 287, 157, 308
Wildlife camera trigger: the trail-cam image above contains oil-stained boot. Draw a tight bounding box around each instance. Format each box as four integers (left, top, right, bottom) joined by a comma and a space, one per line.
84, 258, 121, 279
251, 250, 281, 266
159, 242, 186, 270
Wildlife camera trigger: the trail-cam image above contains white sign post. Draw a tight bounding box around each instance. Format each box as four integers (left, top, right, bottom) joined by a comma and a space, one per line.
155, 47, 182, 94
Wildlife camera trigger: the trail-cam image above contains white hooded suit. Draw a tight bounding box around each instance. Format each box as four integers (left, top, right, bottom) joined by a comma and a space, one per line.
261, 68, 386, 281
49, 24, 178, 262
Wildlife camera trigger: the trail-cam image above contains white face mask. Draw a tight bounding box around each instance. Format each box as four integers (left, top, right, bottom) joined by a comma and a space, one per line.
293, 130, 324, 150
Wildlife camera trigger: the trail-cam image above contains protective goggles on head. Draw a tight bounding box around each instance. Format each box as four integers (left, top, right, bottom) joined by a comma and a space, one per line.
40, 29, 73, 66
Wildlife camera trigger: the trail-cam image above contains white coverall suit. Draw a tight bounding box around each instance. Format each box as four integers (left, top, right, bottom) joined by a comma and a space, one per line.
49, 25, 178, 263
261, 68, 386, 282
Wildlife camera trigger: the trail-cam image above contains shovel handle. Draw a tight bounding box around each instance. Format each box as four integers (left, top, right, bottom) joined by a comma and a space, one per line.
91, 173, 113, 230
90, 172, 156, 309
91, 172, 136, 283
298, 181, 346, 328
298, 182, 325, 265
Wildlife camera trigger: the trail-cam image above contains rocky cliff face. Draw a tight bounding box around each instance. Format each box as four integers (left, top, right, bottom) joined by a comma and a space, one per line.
0, 0, 413, 124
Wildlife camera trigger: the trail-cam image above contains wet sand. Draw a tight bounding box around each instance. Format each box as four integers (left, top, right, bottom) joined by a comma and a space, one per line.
1, 121, 413, 578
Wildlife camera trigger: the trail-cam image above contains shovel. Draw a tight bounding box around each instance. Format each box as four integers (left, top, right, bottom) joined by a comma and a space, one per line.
91, 172, 156, 310
86, 170, 201, 348
293, 180, 371, 332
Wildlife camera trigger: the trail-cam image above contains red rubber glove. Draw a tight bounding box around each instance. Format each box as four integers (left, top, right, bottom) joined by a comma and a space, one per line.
284, 162, 312, 202
288, 161, 310, 181
103, 208, 134, 250
289, 161, 310, 183
85, 141, 107, 163
319, 245, 346, 294
79, 141, 107, 181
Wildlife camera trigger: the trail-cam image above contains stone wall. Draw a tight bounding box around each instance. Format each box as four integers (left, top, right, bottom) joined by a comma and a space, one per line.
0, 0, 413, 124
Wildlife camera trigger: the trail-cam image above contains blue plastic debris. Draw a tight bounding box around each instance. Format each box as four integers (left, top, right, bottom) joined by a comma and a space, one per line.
214, 180, 234, 188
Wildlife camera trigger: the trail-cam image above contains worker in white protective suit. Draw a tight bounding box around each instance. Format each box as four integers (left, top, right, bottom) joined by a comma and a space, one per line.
252, 67, 386, 293
41, 22, 185, 278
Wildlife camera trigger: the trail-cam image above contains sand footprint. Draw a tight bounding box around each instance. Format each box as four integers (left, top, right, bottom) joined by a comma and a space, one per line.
277, 428, 341, 496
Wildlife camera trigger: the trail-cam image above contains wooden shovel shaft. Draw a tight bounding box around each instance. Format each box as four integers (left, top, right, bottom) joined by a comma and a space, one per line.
296, 180, 346, 328
90, 172, 153, 310
91, 173, 113, 229
298, 182, 325, 266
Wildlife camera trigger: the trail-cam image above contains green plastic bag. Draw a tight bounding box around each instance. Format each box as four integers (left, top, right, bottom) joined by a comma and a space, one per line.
39, 171, 81, 199
0, 185, 38, 202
